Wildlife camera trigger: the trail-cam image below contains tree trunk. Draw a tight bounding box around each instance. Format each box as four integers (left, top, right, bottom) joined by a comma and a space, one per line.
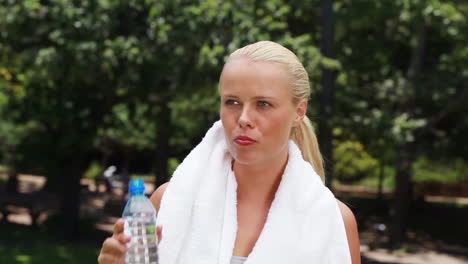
391, 143, 415, 247
61, 154, 85, 241
155, 101, 171, 188
377, 161, 385, 201
391, 23, 427, 247
319, 0, 336, 189
6, 167, 18, 194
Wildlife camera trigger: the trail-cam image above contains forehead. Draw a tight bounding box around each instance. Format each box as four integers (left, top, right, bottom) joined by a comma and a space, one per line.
220, 59, 292, 98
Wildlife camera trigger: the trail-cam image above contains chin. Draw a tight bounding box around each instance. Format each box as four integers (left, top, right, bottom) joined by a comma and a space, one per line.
231, 151, 265, 166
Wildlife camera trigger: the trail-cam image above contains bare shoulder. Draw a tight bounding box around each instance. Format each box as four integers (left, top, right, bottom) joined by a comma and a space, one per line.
337, 200, 357, 227
150, 182, 169, 212
336, 199, 361, 264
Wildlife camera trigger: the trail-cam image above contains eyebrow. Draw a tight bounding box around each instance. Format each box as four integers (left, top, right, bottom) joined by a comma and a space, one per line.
222, 94, 239, 98
222, 94, 276, 100
254, 96, 275, 100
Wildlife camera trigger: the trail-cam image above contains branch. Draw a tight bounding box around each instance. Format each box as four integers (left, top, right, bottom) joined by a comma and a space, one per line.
416, 86, 468, 137
406, 23, 428, 80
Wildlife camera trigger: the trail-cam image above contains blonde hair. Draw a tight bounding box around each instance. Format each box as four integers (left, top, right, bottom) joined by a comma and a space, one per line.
222, 41, 325, 181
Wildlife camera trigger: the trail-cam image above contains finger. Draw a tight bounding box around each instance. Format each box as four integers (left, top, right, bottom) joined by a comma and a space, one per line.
115, 232, 131, 244
157, 225, 163, 242
98, 253, 125, 264
113, 218, 125, 234
102, 237, 128, 255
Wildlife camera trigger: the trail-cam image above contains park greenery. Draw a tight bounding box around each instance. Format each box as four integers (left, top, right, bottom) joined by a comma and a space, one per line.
0, 222, 100, 264
0, 0, 467, 247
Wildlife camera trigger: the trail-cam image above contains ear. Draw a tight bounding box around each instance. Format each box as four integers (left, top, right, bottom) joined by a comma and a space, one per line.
294, 99, 307, 127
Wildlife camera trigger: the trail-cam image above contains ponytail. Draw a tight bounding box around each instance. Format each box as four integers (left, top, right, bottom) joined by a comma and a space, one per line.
291, 116, 325, 182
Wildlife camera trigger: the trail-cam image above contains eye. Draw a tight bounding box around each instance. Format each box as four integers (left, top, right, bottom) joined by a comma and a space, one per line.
257, 101, 271, 107
225, 99, 239, 105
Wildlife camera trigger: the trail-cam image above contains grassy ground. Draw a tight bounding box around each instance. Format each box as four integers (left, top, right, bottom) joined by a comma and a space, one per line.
342, 158, 468, 191
0, 222, 100, 264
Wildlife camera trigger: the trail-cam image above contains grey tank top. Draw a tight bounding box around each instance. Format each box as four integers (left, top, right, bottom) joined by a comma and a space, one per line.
231, 256, 247, 264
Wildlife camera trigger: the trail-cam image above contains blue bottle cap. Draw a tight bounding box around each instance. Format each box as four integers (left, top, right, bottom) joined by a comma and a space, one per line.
129, 178, 145, 194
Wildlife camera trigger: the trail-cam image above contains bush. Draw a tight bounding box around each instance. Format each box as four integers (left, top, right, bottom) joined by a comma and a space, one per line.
334, 141, 379, 183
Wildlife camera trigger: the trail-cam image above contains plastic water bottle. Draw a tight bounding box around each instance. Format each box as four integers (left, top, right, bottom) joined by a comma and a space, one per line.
123, 179, 158, 264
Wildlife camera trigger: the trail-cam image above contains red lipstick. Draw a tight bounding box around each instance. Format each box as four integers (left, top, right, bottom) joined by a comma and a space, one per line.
234, 136, 256, 146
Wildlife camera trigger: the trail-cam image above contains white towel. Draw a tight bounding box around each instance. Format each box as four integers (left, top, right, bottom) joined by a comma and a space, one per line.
157, 121, 352, 264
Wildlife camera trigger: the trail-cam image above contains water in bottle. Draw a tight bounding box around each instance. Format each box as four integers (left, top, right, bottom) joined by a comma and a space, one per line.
123, 179, 158, 264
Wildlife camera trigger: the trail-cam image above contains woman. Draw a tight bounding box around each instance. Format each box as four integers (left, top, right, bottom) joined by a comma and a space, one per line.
98, 41, 360, 264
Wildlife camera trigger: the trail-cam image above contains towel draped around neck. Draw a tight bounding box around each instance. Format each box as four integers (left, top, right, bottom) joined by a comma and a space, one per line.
157, 121, 351, 264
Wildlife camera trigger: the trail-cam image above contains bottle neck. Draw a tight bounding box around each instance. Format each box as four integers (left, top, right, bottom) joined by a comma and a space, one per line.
129, 191, 145, 197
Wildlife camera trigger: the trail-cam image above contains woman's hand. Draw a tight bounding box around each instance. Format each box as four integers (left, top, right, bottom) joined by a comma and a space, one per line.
98, 218, 131, 264
97, 219, 163, 264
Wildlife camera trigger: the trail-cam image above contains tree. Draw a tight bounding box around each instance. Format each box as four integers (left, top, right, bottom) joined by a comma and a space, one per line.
333, 0, 468, 246
0, 0, 323, 240
319, 0, 337, 188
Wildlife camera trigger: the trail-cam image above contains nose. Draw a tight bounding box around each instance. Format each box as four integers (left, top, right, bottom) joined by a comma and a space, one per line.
238, 106, 254, 128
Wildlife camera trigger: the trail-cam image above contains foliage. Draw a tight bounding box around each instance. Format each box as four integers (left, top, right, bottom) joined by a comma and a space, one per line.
352, 158, 468, 190
169, 88, 220, 149
333, 140, 379, 183
334, 0, 468, 158
130, 174, 155, 181
1, 0, 468, 242
0, 224, 99, 264
413, 157, 468, 183
352, 166, 396, 190
95, 102, 158, 157
0, 0, 324, 173
168, 157, 180, 177
0, 120, 39, 167
83, 160, 103, 179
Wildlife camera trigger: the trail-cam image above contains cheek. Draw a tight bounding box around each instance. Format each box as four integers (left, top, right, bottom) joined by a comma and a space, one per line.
220, 111, 232, 129
220, 106, 235, 121
261, 119, 292, 145
221, 111, 236, 141
220, 108, 229, 124
266, 111, 295, 132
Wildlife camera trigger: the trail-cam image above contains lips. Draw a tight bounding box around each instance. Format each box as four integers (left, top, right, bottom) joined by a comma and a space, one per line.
234, 136, 256, 146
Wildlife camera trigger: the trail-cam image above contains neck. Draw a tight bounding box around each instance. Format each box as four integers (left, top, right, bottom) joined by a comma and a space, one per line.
233, 149, 289, 205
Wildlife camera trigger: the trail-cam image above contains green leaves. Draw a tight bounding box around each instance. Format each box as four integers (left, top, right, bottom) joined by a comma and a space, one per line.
334, 0, 468, 166
321, 57, 342, 71
334, 141, 379, 183
198, 44, 226, 68
391, 113, 427, 143
0, 0, 466, 186
99, 103, 157, 151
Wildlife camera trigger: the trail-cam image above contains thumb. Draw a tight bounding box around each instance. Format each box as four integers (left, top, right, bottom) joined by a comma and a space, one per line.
113, 218, 125, 235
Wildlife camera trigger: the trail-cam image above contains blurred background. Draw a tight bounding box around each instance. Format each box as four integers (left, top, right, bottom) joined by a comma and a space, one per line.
0, 0, 467, 263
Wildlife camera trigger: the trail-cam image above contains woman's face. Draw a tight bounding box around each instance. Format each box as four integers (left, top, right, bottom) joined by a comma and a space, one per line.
220, 58, 307, 166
